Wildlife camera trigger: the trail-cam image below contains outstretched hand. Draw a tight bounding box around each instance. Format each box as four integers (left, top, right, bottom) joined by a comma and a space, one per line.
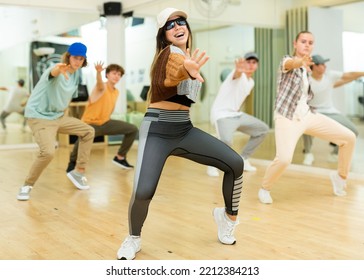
183, 48, 209, 82
94, 61, 105, 73
234, 58, 247, 73
57, 63, 72, 80
301, 55, 314, 72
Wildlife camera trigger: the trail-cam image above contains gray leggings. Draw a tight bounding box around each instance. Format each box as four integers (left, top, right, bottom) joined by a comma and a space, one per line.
128, 108, 244, 236
215, 112, 269, 159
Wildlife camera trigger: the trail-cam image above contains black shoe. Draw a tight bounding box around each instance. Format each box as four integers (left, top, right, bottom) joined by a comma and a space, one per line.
112, 156, 133, 169
1, 119, 6, 130
66, 161, 76, 173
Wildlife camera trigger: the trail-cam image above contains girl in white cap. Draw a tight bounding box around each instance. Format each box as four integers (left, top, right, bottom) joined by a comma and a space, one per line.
17, 42, 95, 201
117, 8, 244, 260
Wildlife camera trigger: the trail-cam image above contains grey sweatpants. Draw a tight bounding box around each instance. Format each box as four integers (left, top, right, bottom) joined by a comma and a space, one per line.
215, 112, 269, 159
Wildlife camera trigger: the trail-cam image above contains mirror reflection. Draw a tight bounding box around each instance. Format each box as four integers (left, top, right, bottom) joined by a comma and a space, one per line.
0, 2, 363, 175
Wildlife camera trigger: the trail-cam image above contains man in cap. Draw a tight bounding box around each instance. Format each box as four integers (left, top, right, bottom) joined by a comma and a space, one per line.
0, 79, 29, 130
208, 52, 269, 176
302, 54, 364, 165
17, 42, 95, 201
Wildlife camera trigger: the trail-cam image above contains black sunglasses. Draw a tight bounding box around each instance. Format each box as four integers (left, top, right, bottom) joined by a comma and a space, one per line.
164, 17, 187, 31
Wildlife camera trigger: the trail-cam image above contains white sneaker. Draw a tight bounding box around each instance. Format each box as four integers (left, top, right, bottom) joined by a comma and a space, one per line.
329, 171, 347, 196
327, 153, 338, 163
303, 153, 314, 166
213, 207, 239, 245
207, 166, 219, 177
242, 157, 257, 172
67, 170, 89, 190
117, 235, 141, 260
258, 188, 273, 204
17, 185, 32, 201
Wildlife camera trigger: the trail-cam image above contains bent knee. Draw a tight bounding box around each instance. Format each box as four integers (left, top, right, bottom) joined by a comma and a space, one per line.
40, 149, 55, 161
232, 153, 244, 174
83, 126, 95, 139
275, 156, 292, 168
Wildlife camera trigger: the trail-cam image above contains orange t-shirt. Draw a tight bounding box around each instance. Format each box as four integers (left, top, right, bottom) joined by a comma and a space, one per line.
81, 86, 119, 125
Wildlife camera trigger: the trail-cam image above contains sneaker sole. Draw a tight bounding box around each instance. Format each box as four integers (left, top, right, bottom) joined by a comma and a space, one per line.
117, 248, 141, 260
112, 160, 133, 170
17, 196, 30, 201
66, 173, 90, 190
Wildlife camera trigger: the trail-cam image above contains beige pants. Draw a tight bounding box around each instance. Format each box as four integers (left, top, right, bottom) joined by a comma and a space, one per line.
25, 115, 95, 186
262, 112, 356, 190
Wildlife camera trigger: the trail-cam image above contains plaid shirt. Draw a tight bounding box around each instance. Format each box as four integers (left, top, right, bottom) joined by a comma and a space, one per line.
275, 55, 314, 120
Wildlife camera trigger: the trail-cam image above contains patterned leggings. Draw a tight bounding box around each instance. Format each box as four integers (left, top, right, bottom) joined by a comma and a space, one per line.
128, 108, 244, 236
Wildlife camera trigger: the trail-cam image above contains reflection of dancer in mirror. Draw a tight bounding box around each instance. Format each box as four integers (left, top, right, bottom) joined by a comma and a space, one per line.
17, 42, 95, 201
66, 62, 138, 172
116, 7, 243, 260
33, 47, 57, 79
302, 54, 362, 166
0, 79, 29, 130
258, 31, 356, 204
208, 52, 269, 177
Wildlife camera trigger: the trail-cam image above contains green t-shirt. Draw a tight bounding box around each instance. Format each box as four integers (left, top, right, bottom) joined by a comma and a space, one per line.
25, 67, 79, 120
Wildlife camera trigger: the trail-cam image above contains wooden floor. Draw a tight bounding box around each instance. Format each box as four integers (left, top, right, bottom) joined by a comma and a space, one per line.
1, 138, 364, 260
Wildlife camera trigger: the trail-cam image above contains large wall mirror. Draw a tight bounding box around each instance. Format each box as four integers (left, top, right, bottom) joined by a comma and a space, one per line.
0, 1, 363, 176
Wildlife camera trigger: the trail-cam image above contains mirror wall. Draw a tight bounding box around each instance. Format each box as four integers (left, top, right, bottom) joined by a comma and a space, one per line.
0, 2, 363, 175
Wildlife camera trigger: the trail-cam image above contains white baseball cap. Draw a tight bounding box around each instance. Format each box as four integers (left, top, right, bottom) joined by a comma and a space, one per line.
157, 7, 188, 28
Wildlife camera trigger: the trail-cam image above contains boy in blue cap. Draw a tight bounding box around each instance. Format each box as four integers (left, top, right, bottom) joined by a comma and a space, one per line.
17, 42, 95, 201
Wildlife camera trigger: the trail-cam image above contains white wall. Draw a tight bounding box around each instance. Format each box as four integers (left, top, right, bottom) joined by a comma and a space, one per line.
0, 6, 98, 51
308, 7, 347, 114
125, 17, 157, 102
193, 25, 254, 123
342, 31, 364, 118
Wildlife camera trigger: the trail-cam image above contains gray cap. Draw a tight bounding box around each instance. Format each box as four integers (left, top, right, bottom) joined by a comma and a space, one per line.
244, 52, 259, 62
312, 54, 330, 65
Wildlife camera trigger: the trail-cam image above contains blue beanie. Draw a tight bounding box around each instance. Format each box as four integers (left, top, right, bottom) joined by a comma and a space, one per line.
68, 42, 87, 57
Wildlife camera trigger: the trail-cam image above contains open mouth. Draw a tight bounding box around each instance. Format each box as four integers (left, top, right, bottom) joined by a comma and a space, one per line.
175, 32, 184, 38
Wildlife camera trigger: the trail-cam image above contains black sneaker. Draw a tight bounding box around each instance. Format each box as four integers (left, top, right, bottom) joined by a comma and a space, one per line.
112, 156, 134, 169
1, 118, 6, 130
66, 161, 76, 173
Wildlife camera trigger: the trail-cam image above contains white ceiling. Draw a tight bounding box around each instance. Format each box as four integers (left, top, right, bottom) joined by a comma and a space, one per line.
1, 0, 364, 51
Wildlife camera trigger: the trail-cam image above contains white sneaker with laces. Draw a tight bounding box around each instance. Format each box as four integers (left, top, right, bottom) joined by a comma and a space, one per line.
117, 235, 141, 260
303, 153, 314, 166
258, 188, 273, 204
67, 170, 89, 190
330, 171, 347, 196
213, 207, 239, 245
207, 166, 219, 177
242, 158, 257, 171
17, 185, 32, 201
